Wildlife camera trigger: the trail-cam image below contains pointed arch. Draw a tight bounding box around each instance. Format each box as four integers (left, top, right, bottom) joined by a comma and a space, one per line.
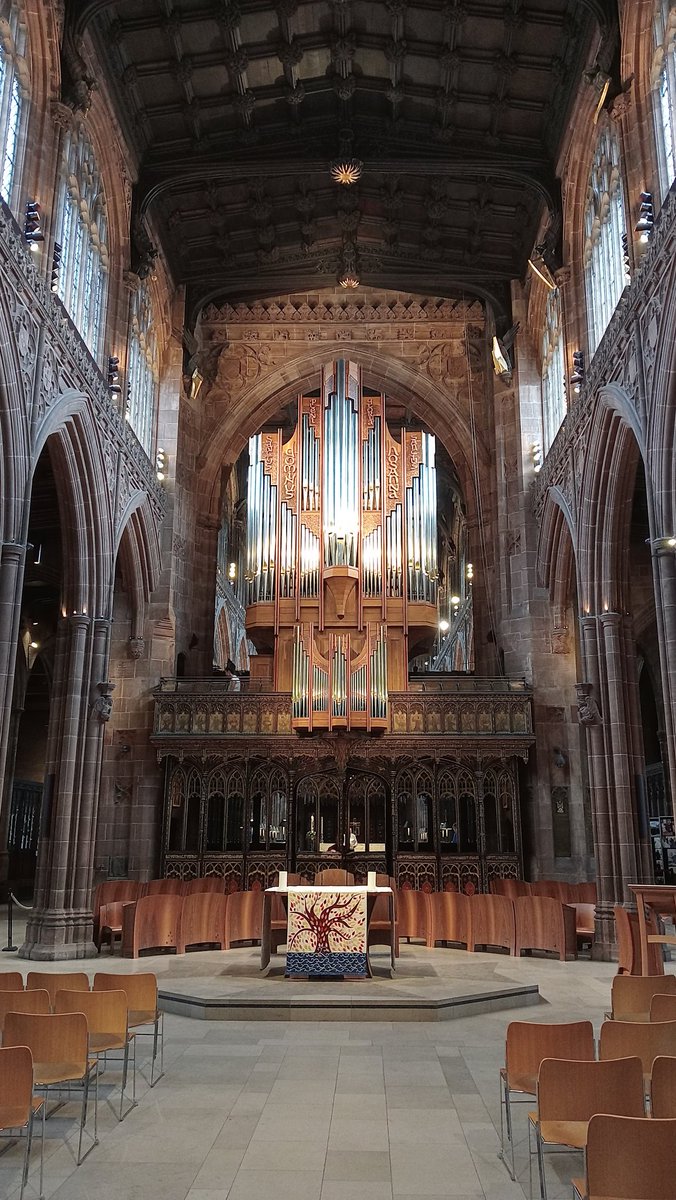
537, 487, 577, 620
577, 390, 644, 613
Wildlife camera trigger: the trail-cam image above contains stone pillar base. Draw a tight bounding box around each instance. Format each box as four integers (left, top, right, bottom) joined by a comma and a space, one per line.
591, 903, 618, 961
18, 908, 97, 961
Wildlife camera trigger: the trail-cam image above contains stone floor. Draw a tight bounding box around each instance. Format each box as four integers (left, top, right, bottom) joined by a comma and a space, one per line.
0, 911, 659, 1200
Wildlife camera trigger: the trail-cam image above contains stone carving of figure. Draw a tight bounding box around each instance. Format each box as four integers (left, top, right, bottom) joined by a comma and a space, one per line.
92, 681, 115, 723
575, 682, 601, 726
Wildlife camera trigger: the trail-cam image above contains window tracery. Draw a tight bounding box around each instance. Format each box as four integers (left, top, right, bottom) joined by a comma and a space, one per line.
652, 0, 676, 197
55, 126, 108, 362
0, 1, 29, 210
541, 287, 567, 452
126, 283, 158, 454
583, 127, 627, 355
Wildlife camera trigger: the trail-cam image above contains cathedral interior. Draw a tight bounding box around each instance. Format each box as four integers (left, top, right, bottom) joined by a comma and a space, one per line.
0, 0, 675, 973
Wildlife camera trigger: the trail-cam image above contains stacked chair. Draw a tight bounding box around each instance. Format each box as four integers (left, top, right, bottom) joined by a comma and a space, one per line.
0, 967, 165, 1195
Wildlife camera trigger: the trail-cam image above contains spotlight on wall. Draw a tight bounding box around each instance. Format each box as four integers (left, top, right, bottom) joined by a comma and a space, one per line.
155, 447, 168, 482
635, 192, 654, 243
532, 442, 543, 473
51, 241, 62, 292
107, 356, 122, 401
228, 561, 237, 581
439, 618, 450, 633
570, 350, 585, 396
466, 562, 474, 582
450, 595, 460, 608
24, 201, 44, 251
29, 640, 39, 650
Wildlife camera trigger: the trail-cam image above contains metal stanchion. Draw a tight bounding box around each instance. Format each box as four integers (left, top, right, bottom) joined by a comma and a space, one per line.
3, 891, 17, 952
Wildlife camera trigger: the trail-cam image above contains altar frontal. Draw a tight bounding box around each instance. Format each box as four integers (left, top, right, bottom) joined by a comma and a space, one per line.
286, 887, 368, 976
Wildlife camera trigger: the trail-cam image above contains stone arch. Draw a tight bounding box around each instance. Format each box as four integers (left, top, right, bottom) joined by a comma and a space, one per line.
577, 389, 645, 614
0, 287, 30, 543
197, 344, 489, 528
537, 487, 577, 619
214, 604, 232, 670
645, 251, 676, 536
31, 393, 115, 616
115, 497, 162, 640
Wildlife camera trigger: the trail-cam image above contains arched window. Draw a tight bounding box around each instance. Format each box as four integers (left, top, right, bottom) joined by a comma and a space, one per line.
0, 2, 29, 210
652, 0, 676, 197
55, 126, 108, 362
583, 128, 627, 356
541, 288, 566, 451
126, 283, 157, 454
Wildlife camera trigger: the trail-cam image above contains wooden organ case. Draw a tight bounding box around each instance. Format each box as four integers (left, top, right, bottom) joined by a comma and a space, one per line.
154, 360, 533, 892
245, 360, 439, 728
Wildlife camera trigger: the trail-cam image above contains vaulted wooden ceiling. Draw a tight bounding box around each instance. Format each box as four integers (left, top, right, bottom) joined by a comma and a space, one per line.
64, 0, 619, 322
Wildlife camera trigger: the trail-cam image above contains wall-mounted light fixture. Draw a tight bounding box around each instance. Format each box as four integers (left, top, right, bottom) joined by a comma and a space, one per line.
570, 350, 585, 396
51, 241, 62, 291
24, 201, 44, 251
155, 447, 168, 482
532, 442, 543, 473
439, 618, 449, 633
635, 192, 654, 243
466, 562, 474, 582
228, 561, 237, 581
107, 356, 122, 401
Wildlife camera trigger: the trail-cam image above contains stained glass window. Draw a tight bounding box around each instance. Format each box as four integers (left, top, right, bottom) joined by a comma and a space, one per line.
583, 128, 627, 355
541, 288, 567, 451
55, 127, 109, 362
0, 2, 28, 209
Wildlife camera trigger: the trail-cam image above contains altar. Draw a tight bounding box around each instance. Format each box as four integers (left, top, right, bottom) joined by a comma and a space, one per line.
261, 885, 395, 978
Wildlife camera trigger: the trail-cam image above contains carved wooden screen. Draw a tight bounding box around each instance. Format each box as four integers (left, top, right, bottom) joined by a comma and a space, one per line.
396, 765, 433, 852
248, 764, 288, 852
346, 772, 387, 852
296, 774, 341, 853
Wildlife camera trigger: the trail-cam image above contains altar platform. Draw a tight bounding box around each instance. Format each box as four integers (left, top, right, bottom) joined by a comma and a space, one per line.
0, 909, 541, 1021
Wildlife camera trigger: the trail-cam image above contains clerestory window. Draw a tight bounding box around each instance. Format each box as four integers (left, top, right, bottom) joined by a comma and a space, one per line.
583, 127, 627, 356
0, 1, 29, 211
55, 126, 108, 363
541, 287, 567, 452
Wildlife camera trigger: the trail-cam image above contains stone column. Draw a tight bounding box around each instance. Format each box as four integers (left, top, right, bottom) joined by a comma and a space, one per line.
0, 543, 28, 882
19, 614, 101, 959
599, 612, 643, 890
578, 615, 615, 956
651, 545, 676, 811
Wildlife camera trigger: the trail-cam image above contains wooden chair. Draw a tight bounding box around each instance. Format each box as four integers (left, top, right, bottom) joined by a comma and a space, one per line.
650, 1055, 676, 1117
530, 880, 560, 899
142, 878, 187, 897
55, 988, 135, 1120
0, 989, 50, 1034
0, 1045, 45, 1200
3, 1011, 98, 1165
224, 890, 264, 948
490, 878, 531, 899
367, 893, 399, 958
499, 1020, 595, 1181
599, 1018, 676, 1087
574, 903, 595, 949
529, 1055, 645, 1200
573, 1113, 676, 1199
177, 891, 227, 953
122, 893, 184, 956
651, 993, 676, 1022
314, 869, 355, 886
93, 971, 163, 1086
97, 901, 127, 953
468, 893, 515, 954
614, 905, 664, 975
92, 880, 140, 945
0, 972, 23, 991
396, 889, 431, 945
610, 973, 676, 1022
576, 882, 597, 905
183, 876, 226, 895
514, 896, 577, 961
428, 890, 470, 948
26, 972, 89, 1010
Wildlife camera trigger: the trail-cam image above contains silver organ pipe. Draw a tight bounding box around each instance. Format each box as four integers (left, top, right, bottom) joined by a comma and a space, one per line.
405, 433, 438, 603
350, 664, 367, 712
292, 627, 309, 719
323, 361, 360, 568
369, 625, 387, 720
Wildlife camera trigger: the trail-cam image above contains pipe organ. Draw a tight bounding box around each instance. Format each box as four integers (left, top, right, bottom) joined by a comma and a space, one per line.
245, 360, 439, 730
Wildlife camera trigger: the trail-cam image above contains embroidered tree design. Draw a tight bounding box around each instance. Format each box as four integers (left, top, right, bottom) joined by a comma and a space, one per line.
288, 893, 363, 954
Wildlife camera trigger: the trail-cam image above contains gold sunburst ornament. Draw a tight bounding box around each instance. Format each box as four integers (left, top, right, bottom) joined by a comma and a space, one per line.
339, 271, 359, 288
331, 158, 363, 186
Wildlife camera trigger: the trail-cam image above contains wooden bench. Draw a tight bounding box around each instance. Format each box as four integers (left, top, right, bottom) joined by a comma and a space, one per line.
468, 894, 515, 954
514, 895, 577, 961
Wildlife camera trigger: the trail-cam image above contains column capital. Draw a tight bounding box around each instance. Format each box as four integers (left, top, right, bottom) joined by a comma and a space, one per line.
1, 542, 28, 565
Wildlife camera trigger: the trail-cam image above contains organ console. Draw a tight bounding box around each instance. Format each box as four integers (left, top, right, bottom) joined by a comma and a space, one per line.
245, 359, 440, 730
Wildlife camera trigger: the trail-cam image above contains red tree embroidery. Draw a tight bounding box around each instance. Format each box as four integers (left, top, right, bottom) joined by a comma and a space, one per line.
288, 893, 364, 953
